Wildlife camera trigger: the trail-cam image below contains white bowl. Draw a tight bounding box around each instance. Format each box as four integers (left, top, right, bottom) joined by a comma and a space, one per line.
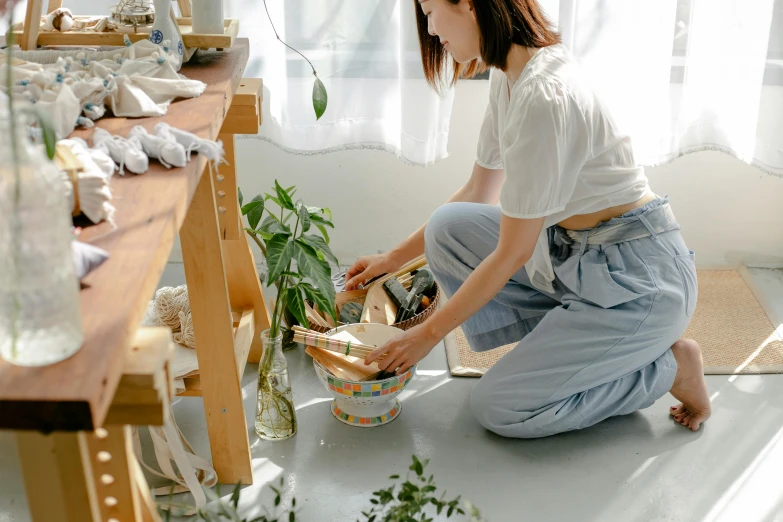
312, 323, 417, 427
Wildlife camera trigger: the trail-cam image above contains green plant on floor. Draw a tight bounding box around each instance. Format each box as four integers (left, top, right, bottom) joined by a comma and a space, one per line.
359, 455, 485, 522
239, 181, 337, 439
239, 180, 338, 336
161, 455, 485, 522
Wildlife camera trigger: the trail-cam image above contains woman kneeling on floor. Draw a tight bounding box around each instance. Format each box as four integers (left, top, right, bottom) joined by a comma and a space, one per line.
345, 0, 711, 438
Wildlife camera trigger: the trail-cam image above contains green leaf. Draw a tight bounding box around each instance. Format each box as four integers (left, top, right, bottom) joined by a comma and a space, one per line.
289, 512, 295, 522
412, 456, 423, 476
231, 482, 241, 509
265, 194, 282, 207
243, 195, 265, 229
260, 215, 291, 236
275, 180, 295, 210
296, 202, 311, 233
299, 234, 338, 266
294, 241, 335, 306
238, 187, 244, 206
286, 286, 308, 328
309, 214, 334, 228
265, 234, 295, 286
274, 494, 281, 507
285, 185, 297, 199
316, 224, 330, 244
299, 282, 337, 325
389, 475, 400, 480
33, 106, 56, 160
241, 194, 263, 216
313, 77, 327, 120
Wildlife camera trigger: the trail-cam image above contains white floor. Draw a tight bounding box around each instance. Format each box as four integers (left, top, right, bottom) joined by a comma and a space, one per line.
2, 267, 783, 522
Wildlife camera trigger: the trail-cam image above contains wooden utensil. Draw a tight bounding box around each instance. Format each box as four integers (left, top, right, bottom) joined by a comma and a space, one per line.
305, 346, 383, 382
360, 283, 398, 324
359, 257, 424, 325
292, 326, 379, 358
305, 301, 330, 328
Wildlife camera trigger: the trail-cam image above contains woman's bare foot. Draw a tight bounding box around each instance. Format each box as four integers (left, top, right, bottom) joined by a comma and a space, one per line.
669, 339, 711, 431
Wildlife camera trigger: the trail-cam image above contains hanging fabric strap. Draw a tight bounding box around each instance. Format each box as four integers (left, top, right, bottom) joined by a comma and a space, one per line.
133, 410, 217, 515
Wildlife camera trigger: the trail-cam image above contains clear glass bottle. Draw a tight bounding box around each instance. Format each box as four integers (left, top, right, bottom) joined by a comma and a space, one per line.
255, 329, 297, 440
0, 116, 84, 366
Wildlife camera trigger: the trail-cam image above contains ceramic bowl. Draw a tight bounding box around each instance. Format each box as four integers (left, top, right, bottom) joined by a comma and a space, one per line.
312, 323, 417, 427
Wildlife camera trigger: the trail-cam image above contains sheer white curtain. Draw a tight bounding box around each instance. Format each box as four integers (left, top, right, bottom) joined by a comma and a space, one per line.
555, 0, 783, 176
234, 0, 782, 175
228, 0, 455, 166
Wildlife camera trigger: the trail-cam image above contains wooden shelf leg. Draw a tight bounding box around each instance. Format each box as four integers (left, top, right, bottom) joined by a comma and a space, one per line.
181, 161, 253, 485
47, 0, 63, 13
83, 425, 162, 522
16, 431, 102, 522
219, 132, 271, 364
21, 0, 43, 50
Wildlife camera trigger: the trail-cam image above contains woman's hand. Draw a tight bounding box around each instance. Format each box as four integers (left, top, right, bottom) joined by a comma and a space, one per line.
344, 253, 401, 291
364, 324, 440, 375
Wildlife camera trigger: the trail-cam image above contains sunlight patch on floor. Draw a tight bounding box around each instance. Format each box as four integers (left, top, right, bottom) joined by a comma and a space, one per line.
703, 425, 783, 522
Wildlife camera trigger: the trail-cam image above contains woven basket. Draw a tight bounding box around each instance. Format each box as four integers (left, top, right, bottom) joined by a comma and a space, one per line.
306, 282, 441, 333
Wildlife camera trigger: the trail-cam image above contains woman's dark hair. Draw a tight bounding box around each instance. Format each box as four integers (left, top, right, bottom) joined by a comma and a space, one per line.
415, 0, 560, 92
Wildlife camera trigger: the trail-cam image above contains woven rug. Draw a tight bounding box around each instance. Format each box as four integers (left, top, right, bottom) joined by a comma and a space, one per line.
444, 269, 783, 376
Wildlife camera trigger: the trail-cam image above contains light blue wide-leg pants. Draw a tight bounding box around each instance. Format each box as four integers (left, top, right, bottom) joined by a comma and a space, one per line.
425, 197, 697, 438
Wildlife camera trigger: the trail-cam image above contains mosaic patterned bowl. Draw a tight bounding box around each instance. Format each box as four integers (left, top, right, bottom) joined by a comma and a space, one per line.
312, 323, 417, 427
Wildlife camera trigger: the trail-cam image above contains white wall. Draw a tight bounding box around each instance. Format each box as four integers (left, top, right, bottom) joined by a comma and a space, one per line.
200, 80, 783, 270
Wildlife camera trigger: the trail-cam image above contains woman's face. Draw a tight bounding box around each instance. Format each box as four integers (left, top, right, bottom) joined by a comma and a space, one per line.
419, 0, 481, 64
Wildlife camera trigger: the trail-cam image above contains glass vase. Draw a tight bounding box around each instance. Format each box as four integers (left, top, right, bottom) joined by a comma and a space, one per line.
255, 329, 297, 440
0, 117, 84, 366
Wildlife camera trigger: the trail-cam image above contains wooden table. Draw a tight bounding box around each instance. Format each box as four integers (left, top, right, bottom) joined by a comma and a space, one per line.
0, 39, 270, 521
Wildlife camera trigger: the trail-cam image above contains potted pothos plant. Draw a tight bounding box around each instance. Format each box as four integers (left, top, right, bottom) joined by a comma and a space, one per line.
240, 181, 338, 440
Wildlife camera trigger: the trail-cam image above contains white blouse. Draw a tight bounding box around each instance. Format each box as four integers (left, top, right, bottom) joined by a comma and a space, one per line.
476, 44, 650, 293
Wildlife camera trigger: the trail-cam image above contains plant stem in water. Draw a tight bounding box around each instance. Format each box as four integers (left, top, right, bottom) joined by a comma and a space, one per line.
6, 11, 22, 360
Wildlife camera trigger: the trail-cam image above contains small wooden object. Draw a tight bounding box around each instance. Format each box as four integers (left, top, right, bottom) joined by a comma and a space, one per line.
360, 284, 397, 325
292, 326, 378, 358
305, 346, 382, 382
54, 143, 85, 217
305, 301, 330, 328
359, 257, 426, 325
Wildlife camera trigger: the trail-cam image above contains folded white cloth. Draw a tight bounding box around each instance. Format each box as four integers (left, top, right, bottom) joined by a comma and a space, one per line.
2, 40, 206, 139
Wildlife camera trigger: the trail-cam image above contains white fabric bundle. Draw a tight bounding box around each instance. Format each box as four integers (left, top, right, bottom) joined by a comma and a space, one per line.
2, 39, 206, 139
154, 122, 225, 164
57, 138, 116, 226
129, 125, 187, 168
92, 127, 149, 175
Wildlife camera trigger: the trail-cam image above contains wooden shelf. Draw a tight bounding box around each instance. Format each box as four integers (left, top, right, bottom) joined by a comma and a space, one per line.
177, 307, 255, 397
0, 41, 251, 433
10, 17, 239, 50
105, 328, 174, 426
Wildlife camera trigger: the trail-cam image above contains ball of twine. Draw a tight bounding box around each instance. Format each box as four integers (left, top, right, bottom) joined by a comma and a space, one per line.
152, 285, 189, 332
173, 310, 196, 349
